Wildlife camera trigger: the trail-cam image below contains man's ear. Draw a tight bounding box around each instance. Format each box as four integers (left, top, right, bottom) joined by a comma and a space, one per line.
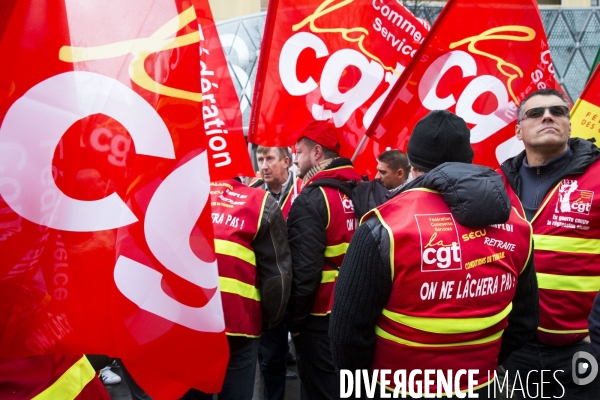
313, 144, 323, 160
283, 156, 291, 169
515, 123, 523, 141
397, 168, 405, 181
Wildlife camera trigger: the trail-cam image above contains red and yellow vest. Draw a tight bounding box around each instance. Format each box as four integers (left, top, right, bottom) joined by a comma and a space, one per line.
248, 174, 262, 188
210, 179, 269, 337
367, 188, 532, 394
249, 175, 301, 220
0, 354, 108, 400
303, 165, 362, 316
500, 161, 600, 346
280, 177, 302, 220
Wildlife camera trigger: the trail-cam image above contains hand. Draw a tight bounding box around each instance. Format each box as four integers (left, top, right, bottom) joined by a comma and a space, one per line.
583, 335, 591, 343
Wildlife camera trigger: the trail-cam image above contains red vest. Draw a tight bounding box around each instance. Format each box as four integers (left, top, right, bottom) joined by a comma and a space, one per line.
248, 173, 262, 188
500, 161, 600, 346
280, 177, 302, 220
368, 188, 532, 394
210, 179, 269, 337
303, 165, 362, 316
249, 176, 301, 220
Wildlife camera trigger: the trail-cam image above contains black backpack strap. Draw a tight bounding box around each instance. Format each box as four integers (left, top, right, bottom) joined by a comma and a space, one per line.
307, 178, 356, 198
324, 259, 340, 271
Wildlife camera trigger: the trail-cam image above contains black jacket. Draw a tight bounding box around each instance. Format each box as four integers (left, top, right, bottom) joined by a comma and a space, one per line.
500, 138, 600, 199
285, 158, 358, 333
329, 162, 539, 371
589, 292, 600, 361
254, 194, 293, 330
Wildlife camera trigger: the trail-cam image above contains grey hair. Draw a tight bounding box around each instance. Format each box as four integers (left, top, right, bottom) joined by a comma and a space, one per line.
517, 88, 570, 123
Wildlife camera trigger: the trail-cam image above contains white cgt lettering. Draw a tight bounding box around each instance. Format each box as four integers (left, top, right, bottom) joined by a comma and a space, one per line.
423, 243, 461, 269
418, 50, 515, 145
114, 152, 224, 332
0, 71, 174, 231
279, 31, 391, 128
0, 71, 224, 332
279, 32, 329, 96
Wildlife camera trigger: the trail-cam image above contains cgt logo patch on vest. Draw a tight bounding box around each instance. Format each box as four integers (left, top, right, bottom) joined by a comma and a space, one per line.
339, 192, 355, 214
415, 213, 462, 272
555, 180, 594, 215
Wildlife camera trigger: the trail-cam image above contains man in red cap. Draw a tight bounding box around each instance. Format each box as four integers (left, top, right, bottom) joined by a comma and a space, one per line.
286, 120, 362, 399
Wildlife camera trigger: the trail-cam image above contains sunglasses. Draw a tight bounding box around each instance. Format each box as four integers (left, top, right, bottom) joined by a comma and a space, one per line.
520, 105, 569, 121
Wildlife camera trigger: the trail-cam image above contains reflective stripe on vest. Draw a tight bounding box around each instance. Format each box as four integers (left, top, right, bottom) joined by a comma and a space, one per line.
380, 303, 512, 334
215, 239, 256, 266
534, 234, 600, 254
215, 239, 261, 300
321, 270, 338, 283
320, 187, 331, 229
537, 272, 600, 292
32, 356, 95, 400
376, 327, 504, 348
324, 242, 349, 258
219, 276, 261, 301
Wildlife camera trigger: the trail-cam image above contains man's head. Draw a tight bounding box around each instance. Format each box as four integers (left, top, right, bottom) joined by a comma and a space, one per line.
516, 88, 571, 162
376, 150, 410, 190
256, 146, 291, 189
294, 121, 340, 178
407, 110, 474, 178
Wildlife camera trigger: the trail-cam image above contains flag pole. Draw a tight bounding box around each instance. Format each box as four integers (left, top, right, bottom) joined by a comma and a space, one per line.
351, 134, 368, 162
292, 150, 299, 196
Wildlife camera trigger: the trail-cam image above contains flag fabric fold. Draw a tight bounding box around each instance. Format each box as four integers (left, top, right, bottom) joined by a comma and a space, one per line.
193, 0, 255, 180
0, 1, 228, 398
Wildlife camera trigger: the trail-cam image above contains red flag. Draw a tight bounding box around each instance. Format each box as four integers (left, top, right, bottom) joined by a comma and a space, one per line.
0, 1, 228, 398
570, 64, 600, 143
366, 0, 559, 168
250, 0, 429, 176
193, 0, 255, 180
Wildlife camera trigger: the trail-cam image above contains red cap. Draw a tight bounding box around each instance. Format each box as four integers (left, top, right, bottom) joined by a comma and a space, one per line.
294, 121, 341, 152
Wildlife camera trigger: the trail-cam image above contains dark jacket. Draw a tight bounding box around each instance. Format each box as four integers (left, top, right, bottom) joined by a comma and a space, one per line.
589, 291, 600, 361
254, 193, 293, 329
329, 162, 539, 371
285, 158, 359, 333
500, 138, 600, 201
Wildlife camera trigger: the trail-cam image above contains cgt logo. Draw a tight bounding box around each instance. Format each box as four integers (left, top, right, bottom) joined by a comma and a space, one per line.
339, 192, 355, 214
415, 214, 462, 272
555, 180, 594, 215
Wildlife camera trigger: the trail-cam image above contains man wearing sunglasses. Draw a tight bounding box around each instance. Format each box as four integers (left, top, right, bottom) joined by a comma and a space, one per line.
500, 88, 600, 398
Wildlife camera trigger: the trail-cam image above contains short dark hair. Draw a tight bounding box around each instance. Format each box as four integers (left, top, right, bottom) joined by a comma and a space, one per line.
299, 137, 339, 159
378, 150, 409, 174
517, 88, 570, 123
256, 146, 291, 161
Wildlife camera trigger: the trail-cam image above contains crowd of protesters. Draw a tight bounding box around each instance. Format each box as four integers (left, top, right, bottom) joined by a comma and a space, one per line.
182, 88, 598, 400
